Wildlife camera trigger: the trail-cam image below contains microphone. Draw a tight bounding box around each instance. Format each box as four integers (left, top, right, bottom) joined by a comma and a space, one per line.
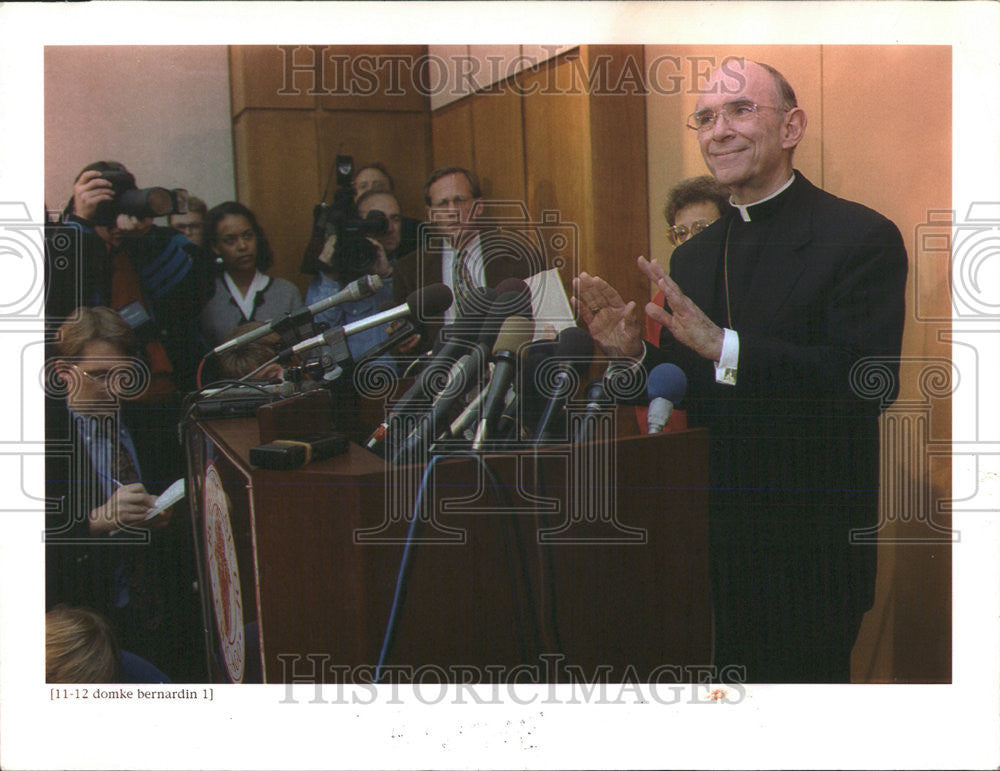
279, 284, 453, 362
391, 342, 490, 463
472, 315, 534, 450
646, 363, 687, 434
489, 277, 532, 320
209, 274, 383, 357
531, 327, 593, 444
389, 288, 497, 416
387, 286, 531, 458
573, 375, 612, 444
305, 273, 383, 319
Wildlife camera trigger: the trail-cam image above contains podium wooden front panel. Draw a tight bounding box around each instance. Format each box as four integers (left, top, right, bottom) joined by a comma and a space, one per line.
186, 417, 710, 683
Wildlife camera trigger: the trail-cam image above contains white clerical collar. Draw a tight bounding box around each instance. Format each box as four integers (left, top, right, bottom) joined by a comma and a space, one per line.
731, 174, 796, 222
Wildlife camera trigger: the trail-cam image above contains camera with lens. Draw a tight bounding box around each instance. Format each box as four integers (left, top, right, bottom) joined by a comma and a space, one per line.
304, 154, 389, 280
93, 169, 188, 227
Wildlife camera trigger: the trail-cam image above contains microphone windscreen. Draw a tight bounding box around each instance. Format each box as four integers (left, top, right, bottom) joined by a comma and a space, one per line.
554, 325, 593, 361
492, 315, 534, 355
489, 278, 532, 319
407, 283, 453, 320
647, 363, 688, 403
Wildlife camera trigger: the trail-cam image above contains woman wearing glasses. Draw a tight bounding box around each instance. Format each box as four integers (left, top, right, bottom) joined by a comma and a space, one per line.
647, 176, 731, 346
637, 176, 730, 433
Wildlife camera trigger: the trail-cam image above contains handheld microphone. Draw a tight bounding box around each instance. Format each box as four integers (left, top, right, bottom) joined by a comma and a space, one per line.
209, 274, 383, 357
280, 284, 452, 361
472, 315, 534, 450
646, 363, 687, 434
531, 326, 594, 444
305, 273, 383, 319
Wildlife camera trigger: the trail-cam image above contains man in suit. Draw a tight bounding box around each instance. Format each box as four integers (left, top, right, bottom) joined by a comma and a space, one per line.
574, 59, 908, 682
393, 166, 537, 351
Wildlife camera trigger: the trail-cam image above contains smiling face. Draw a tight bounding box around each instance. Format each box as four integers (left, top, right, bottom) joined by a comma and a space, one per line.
696, 61, 806, 204
211, 214, 258, 275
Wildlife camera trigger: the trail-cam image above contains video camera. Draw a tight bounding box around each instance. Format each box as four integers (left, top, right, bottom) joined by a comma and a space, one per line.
301, 154, 388, 278
93, 170, 188, 227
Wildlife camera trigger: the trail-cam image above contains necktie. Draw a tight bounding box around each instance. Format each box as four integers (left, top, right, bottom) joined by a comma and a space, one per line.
114, 427, 141, 486
453, 247, 474, 310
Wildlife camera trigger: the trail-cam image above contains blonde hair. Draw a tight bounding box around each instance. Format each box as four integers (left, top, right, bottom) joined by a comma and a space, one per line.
46, 605, 121, 683
55, 306, 135, 358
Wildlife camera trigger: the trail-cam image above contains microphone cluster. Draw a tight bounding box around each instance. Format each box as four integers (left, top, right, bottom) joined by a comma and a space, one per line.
195, 271, 690, 457
377, 278, 689, 464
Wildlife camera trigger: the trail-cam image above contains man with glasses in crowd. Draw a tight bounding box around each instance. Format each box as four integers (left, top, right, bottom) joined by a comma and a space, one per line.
574, 58, 908, 682
392, 166, 535, 351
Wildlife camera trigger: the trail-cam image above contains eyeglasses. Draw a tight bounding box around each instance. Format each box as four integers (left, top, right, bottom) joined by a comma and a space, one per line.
430, 195, 472, 208
71, 363, 113, 384
668, 220, 713, 245
686, 101, 788, 132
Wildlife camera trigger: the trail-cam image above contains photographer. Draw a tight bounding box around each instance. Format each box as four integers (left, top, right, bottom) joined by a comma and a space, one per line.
46, 160, 212, 398
304, 192, 397, 370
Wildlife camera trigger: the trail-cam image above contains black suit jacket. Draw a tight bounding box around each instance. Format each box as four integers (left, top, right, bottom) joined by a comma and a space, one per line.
647, 172, 908, 680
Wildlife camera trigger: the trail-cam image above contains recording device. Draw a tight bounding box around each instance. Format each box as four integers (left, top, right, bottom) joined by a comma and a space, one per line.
189, 382, 291, 419
301, 154, 390, 278
385, 283, 532, 460
249, 432, 349, 470
94, 170, 187, 226
646, 363, 687, 434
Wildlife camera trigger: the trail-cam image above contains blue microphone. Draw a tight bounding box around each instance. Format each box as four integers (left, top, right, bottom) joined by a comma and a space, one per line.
646, 363, 687, 433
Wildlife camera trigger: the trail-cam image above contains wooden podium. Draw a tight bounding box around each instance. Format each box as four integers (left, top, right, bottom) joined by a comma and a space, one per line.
184, 403, 711, 684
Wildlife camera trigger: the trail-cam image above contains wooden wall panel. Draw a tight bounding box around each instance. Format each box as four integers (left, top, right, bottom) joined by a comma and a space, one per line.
230, 45, 319, 114
231, 110, 320, 291
822, 45, 952, 684
315, 110, 432, 221
521, 55, 594, 285
317, 46, 429, 113
469, 86, 525, 203
430, 98, 475, 175
584, 46, 649, 310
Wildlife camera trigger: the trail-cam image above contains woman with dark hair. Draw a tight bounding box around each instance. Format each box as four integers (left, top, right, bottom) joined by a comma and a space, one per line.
198, 201, 303, 347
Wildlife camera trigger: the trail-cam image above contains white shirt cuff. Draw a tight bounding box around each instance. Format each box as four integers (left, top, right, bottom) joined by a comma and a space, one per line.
714, 328, 739, 386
